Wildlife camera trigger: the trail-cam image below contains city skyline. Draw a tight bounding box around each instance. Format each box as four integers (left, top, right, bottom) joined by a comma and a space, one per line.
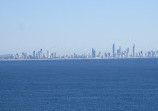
1, 1, 158, 111
1, 44, 158, 59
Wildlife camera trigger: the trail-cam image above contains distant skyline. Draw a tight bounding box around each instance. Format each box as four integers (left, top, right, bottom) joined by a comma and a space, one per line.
0, 0, 158, 55
1, 44, 158, 59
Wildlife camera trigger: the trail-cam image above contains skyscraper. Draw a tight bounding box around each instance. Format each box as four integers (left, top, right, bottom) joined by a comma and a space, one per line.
133, 45, 136, 57
47, 50, 50, 58
126, 48, 130, 57
113, 44, 115, 57
33, 51, 36, 59
92, 48, 96, 58
117, 46, 122, 57
53, 53, 57, 58
40, 49, 43, 58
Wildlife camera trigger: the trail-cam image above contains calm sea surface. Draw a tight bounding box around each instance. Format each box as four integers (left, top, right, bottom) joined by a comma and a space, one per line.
0, 59, 158, 111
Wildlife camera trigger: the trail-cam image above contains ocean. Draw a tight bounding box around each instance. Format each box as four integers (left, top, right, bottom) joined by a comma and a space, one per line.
0, 59, 158, 111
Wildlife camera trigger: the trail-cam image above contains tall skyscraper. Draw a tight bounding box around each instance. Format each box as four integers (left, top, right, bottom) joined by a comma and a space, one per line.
133, 45, 136, 57
33, 51, 36, 59
126, 48, 130, 57
40, 49, 43, 58
92, 48, 96, 58
117, 46, 122, 57
47, 50, 50, 58
113, 44, 115, 57
35, 49, 43, 59
127, 48, 129, 53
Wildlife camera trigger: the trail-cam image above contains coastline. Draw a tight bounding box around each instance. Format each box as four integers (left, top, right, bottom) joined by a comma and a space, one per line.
0, 57, 157, 61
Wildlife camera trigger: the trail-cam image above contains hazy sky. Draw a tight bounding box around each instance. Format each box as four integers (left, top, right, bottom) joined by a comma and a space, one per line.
0, 0, 158, 55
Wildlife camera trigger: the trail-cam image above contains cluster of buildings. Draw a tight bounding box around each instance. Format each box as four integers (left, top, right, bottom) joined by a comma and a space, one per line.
1, 44, 158, 59
111, 44, 158, 58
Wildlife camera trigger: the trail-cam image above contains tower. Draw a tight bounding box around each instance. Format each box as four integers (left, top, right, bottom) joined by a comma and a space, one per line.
33, 51, 36, 59
92, 48, 96, 58
47, 50, 50, 58
113, 44, 115, 57
133, 45, 135, 57
40, 49, 43, 58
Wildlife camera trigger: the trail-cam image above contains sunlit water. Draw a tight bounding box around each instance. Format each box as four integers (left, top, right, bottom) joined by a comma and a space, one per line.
0, 59, 158, 111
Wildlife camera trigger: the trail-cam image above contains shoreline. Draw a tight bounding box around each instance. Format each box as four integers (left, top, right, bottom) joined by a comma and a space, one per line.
0, 57, 157, 61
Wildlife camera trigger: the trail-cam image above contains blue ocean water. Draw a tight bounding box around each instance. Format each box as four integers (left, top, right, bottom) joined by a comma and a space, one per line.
0, 59, 158, 111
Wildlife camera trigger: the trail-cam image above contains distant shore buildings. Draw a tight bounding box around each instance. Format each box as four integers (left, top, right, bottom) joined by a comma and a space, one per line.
1, 44, 158, 59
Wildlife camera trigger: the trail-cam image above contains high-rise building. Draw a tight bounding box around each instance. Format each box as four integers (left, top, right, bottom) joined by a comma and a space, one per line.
113, 44, 115, 57
33, 51, 36, 59
53, 53, 57, 58
126, 48, 129, 57
117, 46, 122, 57
92, 48, 96, 58
37, 51, 40, 59
133, 45, 136, 57
127, 48, 129, 53
47, 50, 50, 58
97, 52, 101, 58
119, 46, 122, 54
51, 53, 53, 58
40, 49, 43, 58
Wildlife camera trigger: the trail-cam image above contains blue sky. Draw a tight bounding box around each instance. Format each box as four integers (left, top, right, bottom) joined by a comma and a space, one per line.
0, 0, 158, 55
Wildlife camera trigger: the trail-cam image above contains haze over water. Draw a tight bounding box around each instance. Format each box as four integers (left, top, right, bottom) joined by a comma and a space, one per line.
1, 0, 158, 54
0, 59, 158, 111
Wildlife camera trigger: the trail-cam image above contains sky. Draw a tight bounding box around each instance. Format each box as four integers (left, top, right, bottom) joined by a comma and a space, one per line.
0, 0, 158, 55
